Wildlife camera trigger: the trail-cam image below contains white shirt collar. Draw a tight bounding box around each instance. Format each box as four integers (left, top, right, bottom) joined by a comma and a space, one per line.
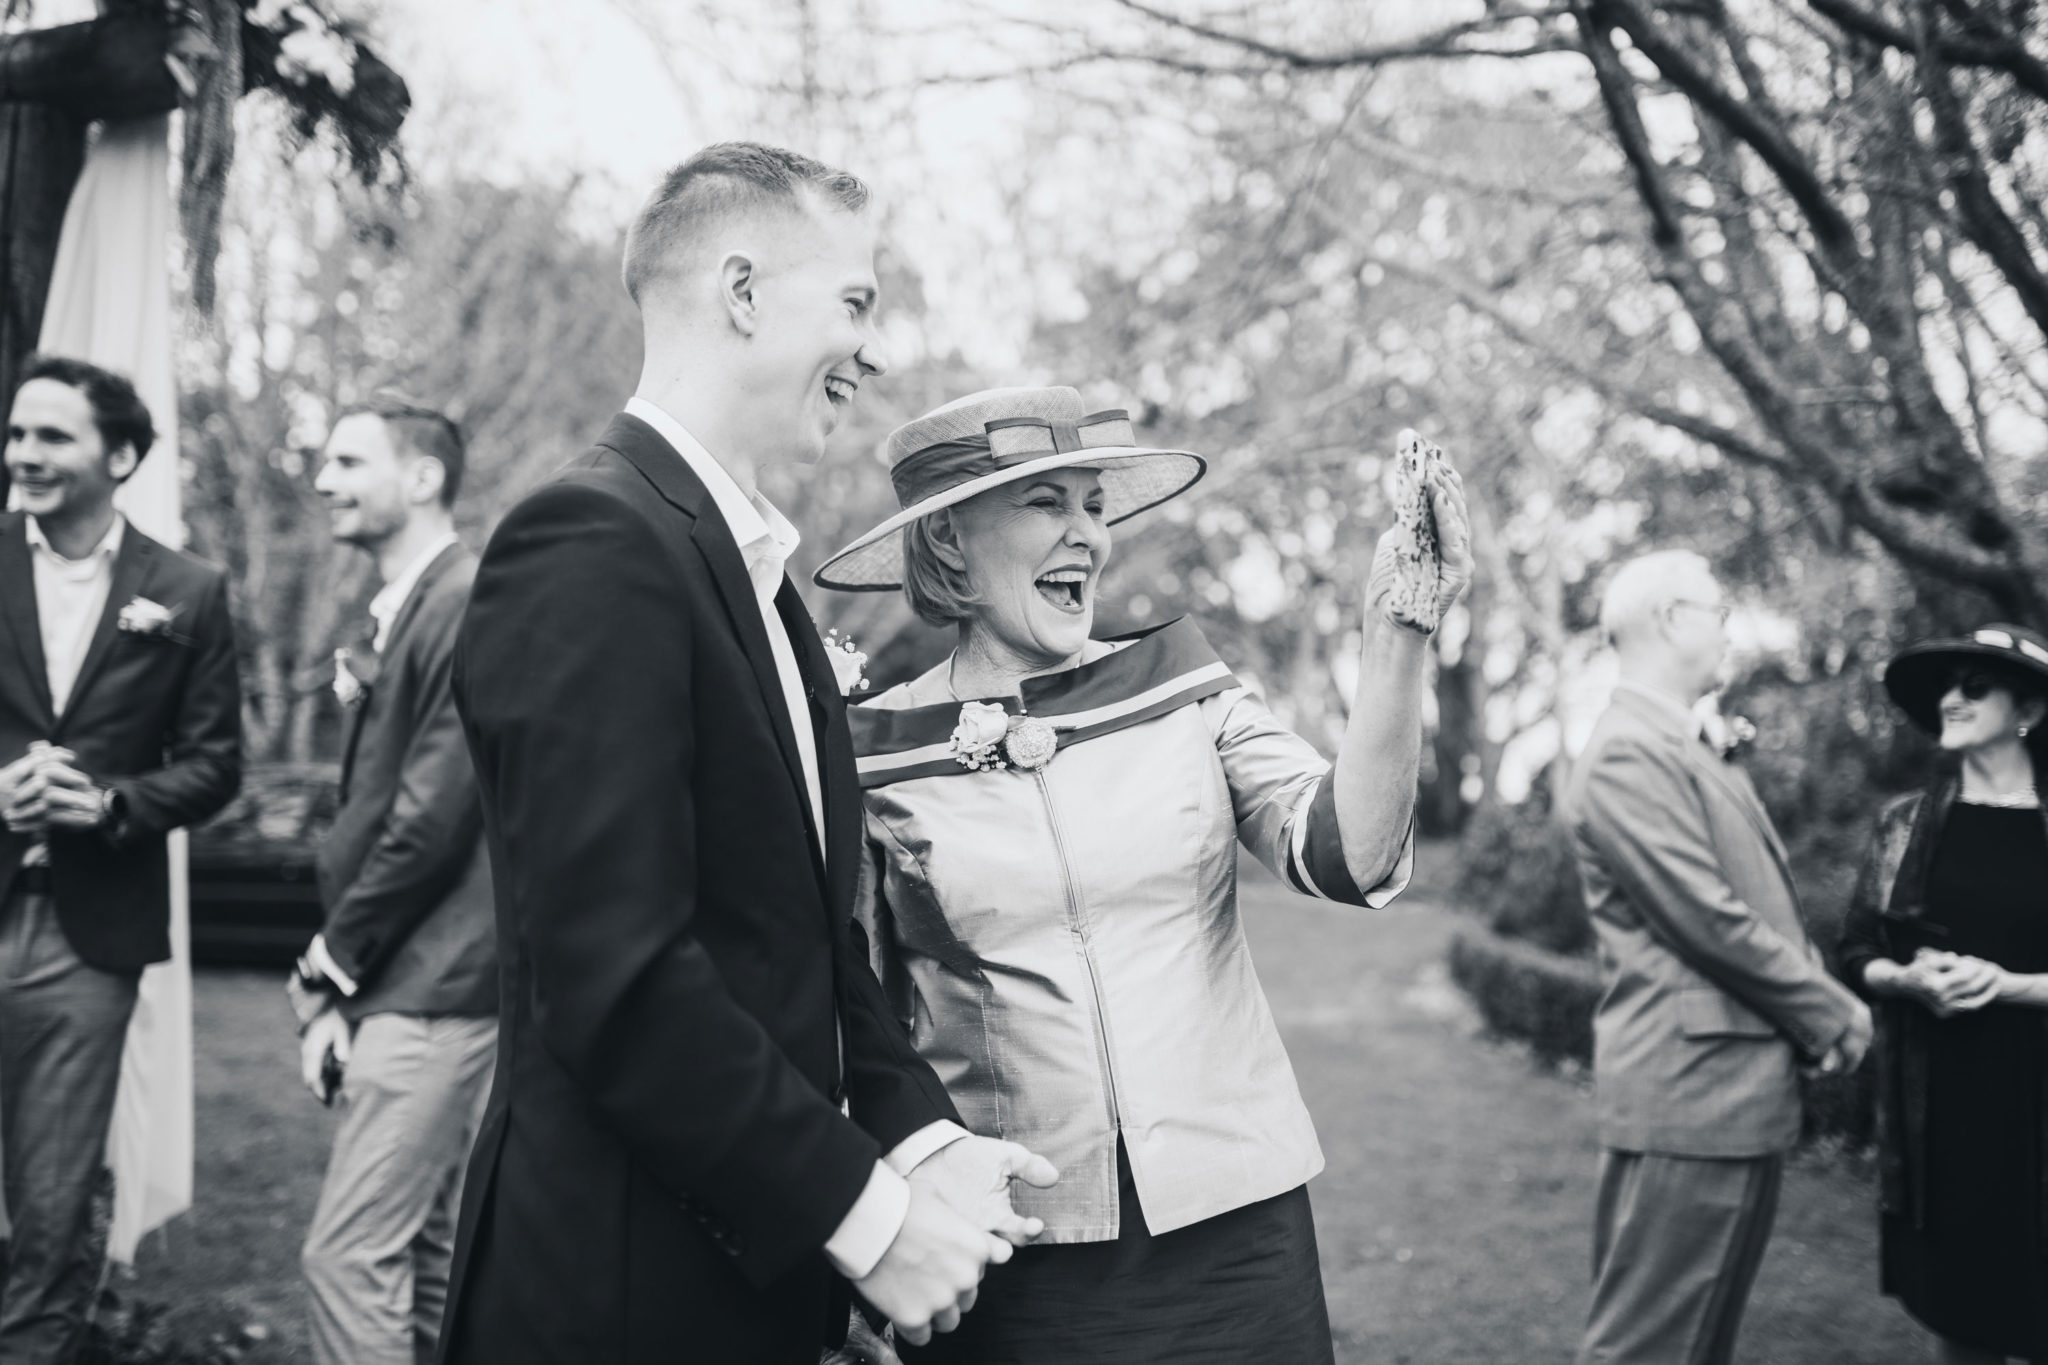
623, 396, 800, 572
368, 530, 460, 644
1614, 679, 1703, 736
26, 512, 124, 566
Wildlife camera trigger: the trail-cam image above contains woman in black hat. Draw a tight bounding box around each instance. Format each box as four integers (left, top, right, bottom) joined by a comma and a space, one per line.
1840, 624, 2048, 1364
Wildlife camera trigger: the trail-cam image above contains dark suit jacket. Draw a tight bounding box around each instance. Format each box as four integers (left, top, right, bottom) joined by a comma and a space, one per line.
1564, 688, 1862, 1157
0, 511, 242, 970
442, 415, 962, 1365
316, 542, 494, 1021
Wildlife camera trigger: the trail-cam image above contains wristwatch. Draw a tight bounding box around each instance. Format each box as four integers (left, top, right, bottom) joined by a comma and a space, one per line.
96, 786, 125, 829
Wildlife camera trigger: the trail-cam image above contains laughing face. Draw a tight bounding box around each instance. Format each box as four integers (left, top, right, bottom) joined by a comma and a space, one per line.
946, 468, 1110, 671
1938, 668, 2045, 756
5, 378, 136, 529
742, 197, 889, 466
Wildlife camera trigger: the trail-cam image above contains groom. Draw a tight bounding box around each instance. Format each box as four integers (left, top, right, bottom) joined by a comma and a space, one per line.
441, 144, 1056, 1364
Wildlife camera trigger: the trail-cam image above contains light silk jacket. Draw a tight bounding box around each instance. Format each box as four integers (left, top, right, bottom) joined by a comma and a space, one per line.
850, 619, 1410, 1242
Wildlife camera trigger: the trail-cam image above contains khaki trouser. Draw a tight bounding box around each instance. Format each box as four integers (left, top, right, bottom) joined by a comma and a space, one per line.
0, 887, 139, 1365
1578, 1148, 1784, 1365
301, 1011, 496, 1365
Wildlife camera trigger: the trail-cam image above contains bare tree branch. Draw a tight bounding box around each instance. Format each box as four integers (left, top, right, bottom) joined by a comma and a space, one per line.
1807, 0, 2048, 101
1104, 0, 1576, 69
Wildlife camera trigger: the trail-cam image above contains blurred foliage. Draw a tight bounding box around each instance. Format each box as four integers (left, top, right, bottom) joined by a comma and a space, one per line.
1446, 922, 1601, 1068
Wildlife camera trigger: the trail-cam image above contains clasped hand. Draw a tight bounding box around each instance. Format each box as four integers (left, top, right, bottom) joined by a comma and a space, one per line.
0, 743, 105, 834
1896, 947, 2004, 1017
853, 1136, 1058, 1347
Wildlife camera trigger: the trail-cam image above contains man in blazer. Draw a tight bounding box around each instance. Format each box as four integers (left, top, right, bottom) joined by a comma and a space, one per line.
1565, 549, 1872, 1365
442, 143, 1055, 1365
0, 355, 241, 1361
290, 398, 496, 1365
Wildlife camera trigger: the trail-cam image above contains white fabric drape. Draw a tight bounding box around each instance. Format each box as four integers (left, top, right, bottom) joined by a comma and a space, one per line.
36, 114, 195, 1266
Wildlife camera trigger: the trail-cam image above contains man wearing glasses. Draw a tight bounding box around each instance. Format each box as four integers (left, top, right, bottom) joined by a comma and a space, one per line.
291, 397, 497, 1365
1563, 550, 1872, 1365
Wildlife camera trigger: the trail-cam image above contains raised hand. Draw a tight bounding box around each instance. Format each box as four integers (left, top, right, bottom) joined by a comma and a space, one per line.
1366, 438, 1472, 635
909, 1135, 1059, 1247
854, 1183, 1011, 1346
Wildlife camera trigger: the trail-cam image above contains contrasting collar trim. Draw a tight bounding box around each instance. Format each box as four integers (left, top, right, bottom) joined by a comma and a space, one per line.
624, 396, 798, 565
849, 617, 1237, 787
25, 512, 124, 567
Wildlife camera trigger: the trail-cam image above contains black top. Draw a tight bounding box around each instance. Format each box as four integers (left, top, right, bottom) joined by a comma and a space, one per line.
1882, 801, 2048, 1356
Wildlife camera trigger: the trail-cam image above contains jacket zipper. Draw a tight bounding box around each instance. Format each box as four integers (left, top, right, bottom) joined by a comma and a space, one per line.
1035, 770, 1121, 1133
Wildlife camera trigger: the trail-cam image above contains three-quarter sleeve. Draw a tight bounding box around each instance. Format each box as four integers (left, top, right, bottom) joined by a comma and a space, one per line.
1203, 685, 1412, 908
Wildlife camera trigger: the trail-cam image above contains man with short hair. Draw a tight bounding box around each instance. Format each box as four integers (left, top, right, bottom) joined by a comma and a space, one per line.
291, 396, 496, 1365
441, 142, 1057, 1364
1566, 549, 1873, 1365
0, 354, 241, 1362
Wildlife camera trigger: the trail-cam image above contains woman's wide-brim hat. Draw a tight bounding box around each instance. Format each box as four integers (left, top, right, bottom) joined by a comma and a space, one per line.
814, 386, 1206, 592
1882, 622, 2048, 733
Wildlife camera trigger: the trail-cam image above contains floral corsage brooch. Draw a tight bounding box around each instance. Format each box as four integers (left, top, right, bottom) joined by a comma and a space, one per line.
950, 700, 1060, 772
822, 629, 870, 696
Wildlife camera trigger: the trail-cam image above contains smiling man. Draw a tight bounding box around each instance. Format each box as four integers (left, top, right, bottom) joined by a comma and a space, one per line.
440, 143, 1057, 1365
291, 396, 495, 1365
0, 355, 241, 1362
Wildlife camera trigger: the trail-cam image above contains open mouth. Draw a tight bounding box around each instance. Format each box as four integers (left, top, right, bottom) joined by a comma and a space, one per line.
823, 375, 856, 407
1035, 567, 1090, 614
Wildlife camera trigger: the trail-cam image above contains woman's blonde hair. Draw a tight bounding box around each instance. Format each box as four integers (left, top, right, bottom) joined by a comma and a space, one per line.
900, 514, 980, 627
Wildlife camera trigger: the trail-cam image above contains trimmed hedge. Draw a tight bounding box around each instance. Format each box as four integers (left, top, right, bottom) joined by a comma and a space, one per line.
1447, 923, 1601, 1067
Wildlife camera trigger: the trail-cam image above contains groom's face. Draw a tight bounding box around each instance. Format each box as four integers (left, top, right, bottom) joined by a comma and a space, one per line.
746, 201, 888, 466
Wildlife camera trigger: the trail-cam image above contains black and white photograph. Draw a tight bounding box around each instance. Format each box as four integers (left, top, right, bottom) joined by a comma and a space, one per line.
0, 1, 2044, 1361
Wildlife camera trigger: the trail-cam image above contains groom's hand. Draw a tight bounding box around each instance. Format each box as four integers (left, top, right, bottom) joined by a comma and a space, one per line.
854, 1184, 1010, 1346
909, 1135, 1059, 1247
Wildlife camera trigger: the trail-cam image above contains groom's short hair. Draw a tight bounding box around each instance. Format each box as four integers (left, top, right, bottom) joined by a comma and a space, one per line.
622, 143, 870, 307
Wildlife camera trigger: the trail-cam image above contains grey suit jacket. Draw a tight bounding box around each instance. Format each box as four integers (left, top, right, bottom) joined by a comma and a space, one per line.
1564, 688, 1861, 1157
316, 543, 495, 1020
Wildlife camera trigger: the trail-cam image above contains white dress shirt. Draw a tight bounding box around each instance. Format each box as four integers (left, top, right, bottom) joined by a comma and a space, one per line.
368, 530, 460, 654
21, 515, 126, 868
27, 512, 124, 718
623, 398, 965, 1280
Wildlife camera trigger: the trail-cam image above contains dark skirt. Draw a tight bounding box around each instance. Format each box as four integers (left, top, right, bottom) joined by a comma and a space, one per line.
899, 1141, 1334, 1365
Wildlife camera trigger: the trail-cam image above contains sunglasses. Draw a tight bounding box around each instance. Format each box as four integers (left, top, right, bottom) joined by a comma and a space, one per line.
1946, 669, 2003, 702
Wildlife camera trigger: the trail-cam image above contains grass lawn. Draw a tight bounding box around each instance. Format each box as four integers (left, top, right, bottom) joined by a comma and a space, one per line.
123, 843, 1931, 1362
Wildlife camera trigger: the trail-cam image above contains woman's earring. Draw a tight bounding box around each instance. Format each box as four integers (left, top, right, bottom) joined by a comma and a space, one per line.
2022, 725, 2033, 739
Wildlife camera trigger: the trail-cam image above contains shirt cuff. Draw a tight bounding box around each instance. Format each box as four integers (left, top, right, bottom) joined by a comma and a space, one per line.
883, 1120, 972, 1177
304, 935, 360, 998
822, 1160, 909, 1281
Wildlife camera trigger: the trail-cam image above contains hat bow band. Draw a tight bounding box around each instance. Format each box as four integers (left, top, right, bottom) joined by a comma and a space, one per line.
889, 409, 1134, 508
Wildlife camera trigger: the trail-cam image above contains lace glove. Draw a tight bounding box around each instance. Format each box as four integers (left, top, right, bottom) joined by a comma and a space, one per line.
1368, 429, 1472, 634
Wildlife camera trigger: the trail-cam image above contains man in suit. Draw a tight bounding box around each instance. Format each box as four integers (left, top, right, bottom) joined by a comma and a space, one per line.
1566, 549, 1873, 1365
289, 397, 496, 1365
443, 143, 1057, 1365
0, 354, 241, 1362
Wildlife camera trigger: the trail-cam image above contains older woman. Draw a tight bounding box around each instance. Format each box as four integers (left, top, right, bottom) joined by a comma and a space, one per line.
1839, 624, 2048, 1365
813, 387, 1470, 1363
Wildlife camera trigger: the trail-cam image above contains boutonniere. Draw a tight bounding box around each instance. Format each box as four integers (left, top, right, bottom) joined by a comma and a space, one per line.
332, 646, 375, 710
821, 629, 870, 696
949, 700, 1060, 773
1698, 709, 1758, 760
116, 596, 180, 639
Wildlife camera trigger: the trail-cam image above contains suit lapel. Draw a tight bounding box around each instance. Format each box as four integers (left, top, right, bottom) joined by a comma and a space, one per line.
58, 528, 156, 730
1679, 732, 1797, 883
607, 417, 821, 867
0, 518, 54, 728
777, 580, 859, 908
